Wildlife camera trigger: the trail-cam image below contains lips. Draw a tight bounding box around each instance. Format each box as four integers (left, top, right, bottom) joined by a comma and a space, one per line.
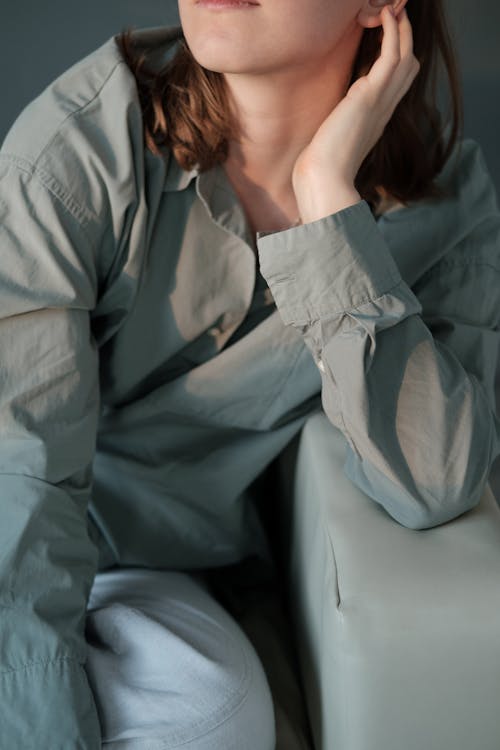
196, 0, 260, 7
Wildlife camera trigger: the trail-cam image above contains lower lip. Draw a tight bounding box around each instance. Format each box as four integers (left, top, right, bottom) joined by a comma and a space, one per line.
197, 0, 259, 9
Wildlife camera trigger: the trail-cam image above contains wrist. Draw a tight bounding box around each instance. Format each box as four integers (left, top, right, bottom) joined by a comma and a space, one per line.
298, 183, 362, 224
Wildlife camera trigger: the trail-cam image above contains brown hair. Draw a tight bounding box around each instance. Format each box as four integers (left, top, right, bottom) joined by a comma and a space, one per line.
115, 1, 464, 212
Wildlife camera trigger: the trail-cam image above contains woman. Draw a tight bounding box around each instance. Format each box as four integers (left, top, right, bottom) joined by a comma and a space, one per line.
1, 0, 499, 748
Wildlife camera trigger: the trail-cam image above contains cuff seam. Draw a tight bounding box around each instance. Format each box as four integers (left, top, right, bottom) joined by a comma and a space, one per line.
275, 275, 404, 325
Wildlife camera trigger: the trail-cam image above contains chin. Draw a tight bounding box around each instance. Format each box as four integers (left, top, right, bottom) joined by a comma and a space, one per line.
190, 54, 234, 73
190, 49, 257, 75
184, 30, 262, 73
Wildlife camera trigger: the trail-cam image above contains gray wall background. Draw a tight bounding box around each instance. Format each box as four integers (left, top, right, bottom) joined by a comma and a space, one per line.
1, 1, 500, 499
1, 1, 499, 196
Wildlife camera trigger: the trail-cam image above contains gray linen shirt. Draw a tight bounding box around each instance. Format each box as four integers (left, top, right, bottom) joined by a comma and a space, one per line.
1, 23, 500, 748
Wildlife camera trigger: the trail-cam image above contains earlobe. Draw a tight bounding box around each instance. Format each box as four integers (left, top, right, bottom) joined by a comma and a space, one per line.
357, 0, 407, 29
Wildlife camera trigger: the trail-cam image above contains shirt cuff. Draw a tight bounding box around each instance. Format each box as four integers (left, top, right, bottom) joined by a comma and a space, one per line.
256, 200, 403, 325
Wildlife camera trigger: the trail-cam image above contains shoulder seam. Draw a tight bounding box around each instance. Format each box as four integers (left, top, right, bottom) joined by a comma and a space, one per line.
0, 53, 128, 228
36, 56, 126, 170
0, 654, 82, 677
1, 55, 126, 174
0, 153, 97, 251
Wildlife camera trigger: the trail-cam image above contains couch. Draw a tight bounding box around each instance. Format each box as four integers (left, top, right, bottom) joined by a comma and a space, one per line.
263, 411, 500, 750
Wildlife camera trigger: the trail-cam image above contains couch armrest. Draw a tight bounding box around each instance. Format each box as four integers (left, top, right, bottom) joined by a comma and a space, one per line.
276, 411, 500, 750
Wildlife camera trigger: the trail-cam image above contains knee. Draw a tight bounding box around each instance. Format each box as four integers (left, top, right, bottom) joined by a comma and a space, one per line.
220, 630, 276, 750
85, 572, 276, 749
177, 602, 276, 749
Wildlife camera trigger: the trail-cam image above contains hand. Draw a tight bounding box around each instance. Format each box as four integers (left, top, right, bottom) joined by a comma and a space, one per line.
292, 5, 421, 223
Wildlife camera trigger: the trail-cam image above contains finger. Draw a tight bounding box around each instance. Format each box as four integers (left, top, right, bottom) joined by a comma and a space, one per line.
396, 9, 421, 97
367, 5, 402, 89
380, 4, 403, 64
397, 7, 417, 65
370, 7, 419, 100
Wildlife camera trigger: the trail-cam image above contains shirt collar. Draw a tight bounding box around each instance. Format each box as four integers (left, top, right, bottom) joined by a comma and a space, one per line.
162, 151, 200, 192
119, 24, 185, 72
161, 149, 253, 245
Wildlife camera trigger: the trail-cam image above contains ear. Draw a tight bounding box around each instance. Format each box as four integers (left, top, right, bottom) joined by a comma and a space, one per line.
356, 0, 409, 29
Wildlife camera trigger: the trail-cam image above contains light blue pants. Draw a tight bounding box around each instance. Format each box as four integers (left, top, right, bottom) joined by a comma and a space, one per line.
84, 566, 276, 749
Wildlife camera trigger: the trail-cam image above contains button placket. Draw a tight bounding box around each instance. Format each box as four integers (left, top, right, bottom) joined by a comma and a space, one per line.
195, 170, 257, 332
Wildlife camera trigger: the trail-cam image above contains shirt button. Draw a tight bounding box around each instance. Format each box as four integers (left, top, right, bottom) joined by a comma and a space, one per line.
220, 311, 241, 331
317, 358, 326, 374
263, 288, 274, 305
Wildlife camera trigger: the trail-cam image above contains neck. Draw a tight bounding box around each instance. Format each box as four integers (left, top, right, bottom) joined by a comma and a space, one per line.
221, 22, 363, 207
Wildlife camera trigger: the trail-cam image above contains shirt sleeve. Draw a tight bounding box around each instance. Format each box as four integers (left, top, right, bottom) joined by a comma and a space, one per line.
0, 156, 102, 747
256, 174, 500, 530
